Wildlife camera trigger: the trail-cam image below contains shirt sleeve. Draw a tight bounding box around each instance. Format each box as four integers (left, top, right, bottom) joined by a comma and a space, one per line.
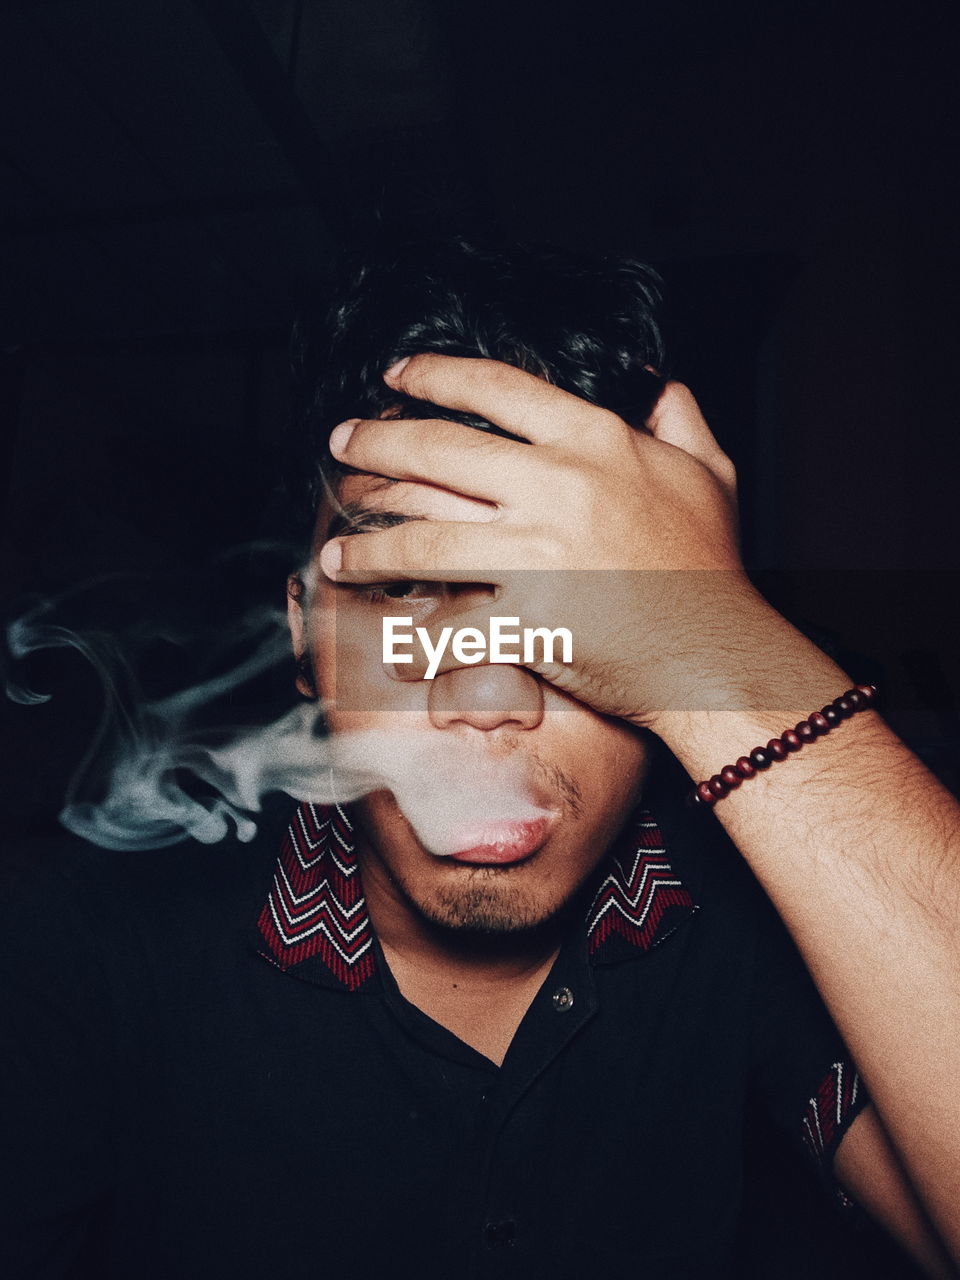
0, 846, 115, 1277
747, 891, 871, 1203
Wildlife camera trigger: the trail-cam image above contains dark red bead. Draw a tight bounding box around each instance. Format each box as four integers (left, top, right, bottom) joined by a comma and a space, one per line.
766, 738, 788, 761
846, 689, 864, 710
720, 765, 742, 789
750, 747, 772, 770
834, 696, 854, 718
695, 781, 716, 806
735, 755, 756, 779
809, 711, 830, 735
708, 774, 729, 798
854, 683, 878, 705
821, 704, 841, 727
795, 720, 816, 742
781, 728, 802, 751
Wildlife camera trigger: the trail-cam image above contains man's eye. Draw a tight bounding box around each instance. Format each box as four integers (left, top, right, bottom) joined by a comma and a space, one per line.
349, 582, 495, 607
363, 581, 437, 603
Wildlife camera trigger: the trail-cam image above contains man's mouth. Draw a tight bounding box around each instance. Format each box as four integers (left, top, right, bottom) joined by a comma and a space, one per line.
383, 741, 574, 861
441, 815, 556, 866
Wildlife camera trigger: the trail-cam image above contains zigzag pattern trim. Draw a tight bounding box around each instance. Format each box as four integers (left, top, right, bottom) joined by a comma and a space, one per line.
586, 811, 696, 956
257, 801, 375, 991
801, 1059, 864, 1164
258, 804, 695, 988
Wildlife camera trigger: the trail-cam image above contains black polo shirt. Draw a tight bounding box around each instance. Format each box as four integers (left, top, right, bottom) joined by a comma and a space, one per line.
0, 793, 869, 1279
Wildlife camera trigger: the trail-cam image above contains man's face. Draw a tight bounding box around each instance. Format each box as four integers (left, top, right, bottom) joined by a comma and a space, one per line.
289, 468, 650, 937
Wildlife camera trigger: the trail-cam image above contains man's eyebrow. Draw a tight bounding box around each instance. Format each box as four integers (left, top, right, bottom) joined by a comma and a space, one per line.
325, 503, 424, 538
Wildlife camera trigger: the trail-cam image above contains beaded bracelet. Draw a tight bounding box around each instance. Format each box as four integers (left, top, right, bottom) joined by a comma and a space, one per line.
688, 683, 878, 808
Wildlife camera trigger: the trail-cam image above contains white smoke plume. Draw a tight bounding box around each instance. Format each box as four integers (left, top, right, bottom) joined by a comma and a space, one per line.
4, 593, 549, 855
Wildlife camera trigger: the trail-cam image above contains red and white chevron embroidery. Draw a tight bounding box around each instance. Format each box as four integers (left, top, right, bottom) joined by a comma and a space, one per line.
258, 803, 695, 989
801, 1059, 865, 1163
257, 801, 375, 991
586, 812, 696, 958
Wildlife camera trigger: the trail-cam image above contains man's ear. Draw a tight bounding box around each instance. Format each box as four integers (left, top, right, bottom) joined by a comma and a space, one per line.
286, 573, 316, 699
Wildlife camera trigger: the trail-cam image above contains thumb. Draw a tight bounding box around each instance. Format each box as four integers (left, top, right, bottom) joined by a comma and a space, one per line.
645, 381, 737, 498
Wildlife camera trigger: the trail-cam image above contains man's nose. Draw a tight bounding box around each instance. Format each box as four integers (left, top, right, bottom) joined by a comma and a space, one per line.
427, 664, 545, 731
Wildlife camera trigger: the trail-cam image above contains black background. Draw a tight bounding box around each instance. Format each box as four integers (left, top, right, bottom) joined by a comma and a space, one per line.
0, 5, 958, 1268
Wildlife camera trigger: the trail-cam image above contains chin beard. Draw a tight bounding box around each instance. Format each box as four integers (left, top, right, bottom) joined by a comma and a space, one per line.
429, 888, 544, 934
414, 880, 585, 943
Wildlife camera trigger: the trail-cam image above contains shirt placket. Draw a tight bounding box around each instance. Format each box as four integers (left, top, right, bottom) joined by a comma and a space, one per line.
469, 937, 599, 1278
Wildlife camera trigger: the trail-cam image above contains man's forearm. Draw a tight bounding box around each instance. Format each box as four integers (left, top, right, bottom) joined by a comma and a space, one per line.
655, 604, 960, 1258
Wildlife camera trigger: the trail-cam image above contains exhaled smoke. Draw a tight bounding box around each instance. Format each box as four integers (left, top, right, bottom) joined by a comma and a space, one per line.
5, 597, 549, 855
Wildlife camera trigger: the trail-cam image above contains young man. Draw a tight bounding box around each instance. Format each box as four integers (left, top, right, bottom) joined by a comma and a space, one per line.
3, 240, 959, 1277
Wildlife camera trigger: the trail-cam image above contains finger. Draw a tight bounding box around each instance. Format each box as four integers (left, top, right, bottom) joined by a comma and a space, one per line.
645, 381, 737, 495
321, 519, 523, 582
328, 416, 543, 503
384, 353, 623, 448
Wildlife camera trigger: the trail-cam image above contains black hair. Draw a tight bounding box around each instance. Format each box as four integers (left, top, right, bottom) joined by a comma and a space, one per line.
283, 237, 667, 550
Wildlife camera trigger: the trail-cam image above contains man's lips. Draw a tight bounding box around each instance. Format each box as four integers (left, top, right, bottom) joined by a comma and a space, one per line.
442, 816, 555, 865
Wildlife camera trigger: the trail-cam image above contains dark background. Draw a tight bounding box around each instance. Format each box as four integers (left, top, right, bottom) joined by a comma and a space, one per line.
1, 2, 958, 1274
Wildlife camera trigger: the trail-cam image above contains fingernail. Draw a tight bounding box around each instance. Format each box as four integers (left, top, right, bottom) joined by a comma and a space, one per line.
319, 539, 342, 578
328, 419, 358, 454
384, 356, 410, 381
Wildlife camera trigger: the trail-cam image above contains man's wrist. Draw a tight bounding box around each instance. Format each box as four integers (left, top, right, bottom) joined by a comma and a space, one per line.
638, 592, 853, 777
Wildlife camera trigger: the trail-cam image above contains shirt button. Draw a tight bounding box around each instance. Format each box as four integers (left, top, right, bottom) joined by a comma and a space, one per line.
552, 985, 574, 1012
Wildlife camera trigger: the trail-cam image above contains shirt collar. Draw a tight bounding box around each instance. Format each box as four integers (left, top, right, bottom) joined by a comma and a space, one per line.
255, 801, 697, 992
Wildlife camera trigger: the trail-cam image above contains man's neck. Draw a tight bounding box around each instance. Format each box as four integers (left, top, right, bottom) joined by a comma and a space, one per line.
358, 842, 571, 1065
360, 844, 567, 977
